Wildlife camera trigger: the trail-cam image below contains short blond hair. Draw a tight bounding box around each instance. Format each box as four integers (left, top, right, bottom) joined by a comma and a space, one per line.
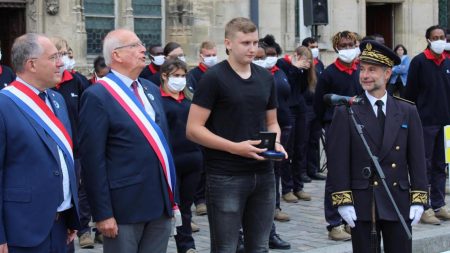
225, 17, 257, 39
49, 36, 68, 51
200, 41, 216, 50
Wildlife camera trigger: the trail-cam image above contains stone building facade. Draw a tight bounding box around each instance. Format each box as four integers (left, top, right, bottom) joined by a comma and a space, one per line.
0, 0, 443, 74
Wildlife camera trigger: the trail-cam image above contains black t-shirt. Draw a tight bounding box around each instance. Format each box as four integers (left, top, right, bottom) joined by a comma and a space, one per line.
192, 60, 278, 175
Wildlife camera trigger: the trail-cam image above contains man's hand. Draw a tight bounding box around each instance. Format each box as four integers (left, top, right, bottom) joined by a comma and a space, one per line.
409, 205, 424, 225
338, 205, 357, 228
230, 140, 266, 160
0, 243, 8, 253
67, 229, 77, 244
96, 217, 118, 238
274, 142, 288, 160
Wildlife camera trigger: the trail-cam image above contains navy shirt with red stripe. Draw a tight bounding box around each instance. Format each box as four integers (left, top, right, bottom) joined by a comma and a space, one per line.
187, 63, 208, 92
313, 59, 362, 125
0, 65, 16, 89
139, 63, 161, 86
405, 48, 450, 126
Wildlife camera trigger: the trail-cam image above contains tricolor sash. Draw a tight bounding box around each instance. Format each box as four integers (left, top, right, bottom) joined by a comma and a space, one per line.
98, 73, 178, 209
0, 81, 74, 166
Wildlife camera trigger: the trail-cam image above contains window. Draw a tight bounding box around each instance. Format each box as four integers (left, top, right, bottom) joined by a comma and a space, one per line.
84, 0, 115, 55
133, 0, 163, 48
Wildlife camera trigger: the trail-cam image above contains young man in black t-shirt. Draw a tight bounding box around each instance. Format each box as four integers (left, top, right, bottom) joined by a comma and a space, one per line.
187, 17, 286, 252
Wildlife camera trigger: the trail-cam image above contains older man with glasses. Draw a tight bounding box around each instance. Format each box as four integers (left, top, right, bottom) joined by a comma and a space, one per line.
79, 29, 176, 253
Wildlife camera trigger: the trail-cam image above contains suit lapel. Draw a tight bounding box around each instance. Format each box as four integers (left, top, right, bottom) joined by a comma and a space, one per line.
353, 95, 383, 152
140, 81, 161, 124
378, 96, 403, 161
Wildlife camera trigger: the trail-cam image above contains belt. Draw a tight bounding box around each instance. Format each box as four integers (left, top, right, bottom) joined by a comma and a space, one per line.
55, 209, 70, 221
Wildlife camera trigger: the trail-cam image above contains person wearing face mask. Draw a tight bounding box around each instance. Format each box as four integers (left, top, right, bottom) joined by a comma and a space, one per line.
301, 37, 327, 182
185, 41, 217, 218
187, 41, 218, 94
89, 55, 110, 84
276, 44, 312, 206
140, 44, 165, 85
49, 37, 90, 251
0, 45, 16, 89
387, 44, 410, 98
404, 25, 450, 225
313, 31, 362, 241
160, 59, 202, 253
302, 37, 324, 76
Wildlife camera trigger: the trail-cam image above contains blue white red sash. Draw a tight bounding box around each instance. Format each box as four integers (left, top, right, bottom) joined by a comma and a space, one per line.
98, 73, 178, 209
0, 81, 74, 165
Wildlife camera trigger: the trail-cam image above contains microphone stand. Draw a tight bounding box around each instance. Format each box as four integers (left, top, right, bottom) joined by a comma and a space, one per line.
346, 105, 412, 252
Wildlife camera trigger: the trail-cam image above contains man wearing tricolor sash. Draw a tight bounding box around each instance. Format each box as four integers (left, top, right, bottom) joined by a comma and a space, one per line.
0, 33, 80, 253
79, 29, 176, 253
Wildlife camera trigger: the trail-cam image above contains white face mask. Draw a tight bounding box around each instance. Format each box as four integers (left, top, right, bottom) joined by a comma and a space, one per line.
445, 42, 450, 51
253, 59, 266, 68
167, 76, 186, 92
178, 56, 186, 62
354, 47, 361, 57
429, 39, 447, 54
203, 56, 218, 67
311, 48, 319, 59
338, 48, 358, 63
264, 56, 278, 69
67, 58, 76, 70
61, 55, 72, 70
152, 55, 165, 66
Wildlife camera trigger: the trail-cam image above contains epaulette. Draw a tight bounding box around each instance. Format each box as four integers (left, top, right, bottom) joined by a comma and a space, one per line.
393, 96, 415, 105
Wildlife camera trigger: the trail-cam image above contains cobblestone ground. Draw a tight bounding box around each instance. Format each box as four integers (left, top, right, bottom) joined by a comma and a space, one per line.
75, 179, 450, 253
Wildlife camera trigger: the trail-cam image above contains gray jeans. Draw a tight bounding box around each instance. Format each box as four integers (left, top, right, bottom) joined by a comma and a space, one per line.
103, 215, 171, 253
206, 171, 276, 253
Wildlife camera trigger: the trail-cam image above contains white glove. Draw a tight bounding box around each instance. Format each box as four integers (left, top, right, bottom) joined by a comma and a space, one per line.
409, 205, 424, 225
338, 205, 357, 228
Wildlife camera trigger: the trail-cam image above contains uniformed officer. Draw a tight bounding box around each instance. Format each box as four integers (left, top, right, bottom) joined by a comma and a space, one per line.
327, 40, 428, 253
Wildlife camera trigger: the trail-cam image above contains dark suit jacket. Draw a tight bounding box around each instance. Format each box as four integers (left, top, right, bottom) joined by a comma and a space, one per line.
0, 88, 79, 247
327, 94, 428, 221
79, 77, 173, 224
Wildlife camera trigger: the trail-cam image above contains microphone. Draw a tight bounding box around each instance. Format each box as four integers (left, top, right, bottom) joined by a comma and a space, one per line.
323, 94, 364, 106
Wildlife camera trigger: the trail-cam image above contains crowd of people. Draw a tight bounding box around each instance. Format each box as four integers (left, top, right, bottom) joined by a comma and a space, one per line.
0, 16, 449, 253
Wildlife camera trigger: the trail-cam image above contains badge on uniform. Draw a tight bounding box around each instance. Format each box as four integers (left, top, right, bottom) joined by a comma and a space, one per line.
146, 93, 154, 101
401, 124, 408, 129
53, 100, 60, 109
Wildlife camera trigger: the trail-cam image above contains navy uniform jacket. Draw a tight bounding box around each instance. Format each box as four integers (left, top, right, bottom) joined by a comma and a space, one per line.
0, 65, 16, 88
79, 77, 174, 224
0, 88, 79, 247
327, 94, 428, 221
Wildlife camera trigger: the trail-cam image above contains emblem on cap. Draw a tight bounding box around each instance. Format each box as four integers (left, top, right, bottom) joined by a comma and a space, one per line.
366, 42, 372, 51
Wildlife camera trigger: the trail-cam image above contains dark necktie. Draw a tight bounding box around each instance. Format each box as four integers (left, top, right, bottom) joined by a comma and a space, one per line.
38, 92, 47, 102
131, 81, 144, 106
375, 100, 385, 134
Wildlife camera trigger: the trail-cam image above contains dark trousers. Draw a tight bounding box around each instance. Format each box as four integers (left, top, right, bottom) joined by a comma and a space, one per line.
322, 123, 343, 230
194, 149, 207, 206
206, 171, 275, 253
351, 220, 412, 253
304, 107, 322, 176
274, 126, 292, 209
73, 159, 94, 237
423, 125, 447, 210
10, 216, 68, 253
175, 154, 202, 253
281, 108, 307, 194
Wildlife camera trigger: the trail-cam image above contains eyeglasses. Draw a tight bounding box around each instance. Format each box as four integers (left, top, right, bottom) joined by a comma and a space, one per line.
114, 42, 146, 50
29, 53, 62, 64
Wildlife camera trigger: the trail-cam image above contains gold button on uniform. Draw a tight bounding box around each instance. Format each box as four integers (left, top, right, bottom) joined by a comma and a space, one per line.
393, 182, 398, 186
374, 181, 379, 186
395, 146, 400, 150
391, 163, 397, 168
